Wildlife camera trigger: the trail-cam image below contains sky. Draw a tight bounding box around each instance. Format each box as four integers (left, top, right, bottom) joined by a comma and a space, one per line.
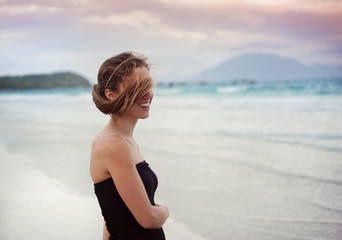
1, 0, 342, 82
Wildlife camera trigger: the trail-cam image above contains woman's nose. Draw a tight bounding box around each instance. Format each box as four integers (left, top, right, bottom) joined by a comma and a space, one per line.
143, 90, 153, 99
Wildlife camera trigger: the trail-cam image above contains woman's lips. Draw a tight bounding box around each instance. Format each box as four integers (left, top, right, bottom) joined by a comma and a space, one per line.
137, 100, 151, 109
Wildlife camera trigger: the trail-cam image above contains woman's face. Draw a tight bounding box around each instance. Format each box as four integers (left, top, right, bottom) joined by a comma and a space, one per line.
124, 67, 154, 120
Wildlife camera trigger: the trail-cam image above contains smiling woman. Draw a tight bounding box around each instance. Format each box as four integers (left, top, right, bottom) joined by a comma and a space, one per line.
92, 53, 154, 116
90, 52, 168, 240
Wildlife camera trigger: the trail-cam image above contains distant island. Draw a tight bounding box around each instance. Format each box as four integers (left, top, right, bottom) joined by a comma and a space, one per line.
190, 53, 342, 83
0, 72, 91, 90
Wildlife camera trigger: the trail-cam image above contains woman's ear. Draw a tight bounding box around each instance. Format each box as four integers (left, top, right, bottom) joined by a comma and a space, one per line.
104, 89, 117, 101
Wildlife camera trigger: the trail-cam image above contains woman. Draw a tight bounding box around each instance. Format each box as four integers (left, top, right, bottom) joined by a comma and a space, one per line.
90, 52, 169, 240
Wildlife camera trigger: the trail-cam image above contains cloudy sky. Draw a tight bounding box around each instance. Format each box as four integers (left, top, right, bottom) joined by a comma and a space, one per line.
1, 0, 341, 82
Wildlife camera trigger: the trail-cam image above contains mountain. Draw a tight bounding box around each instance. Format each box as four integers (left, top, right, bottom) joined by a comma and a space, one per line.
0, 72, 91, 90
191, 53, 342, 82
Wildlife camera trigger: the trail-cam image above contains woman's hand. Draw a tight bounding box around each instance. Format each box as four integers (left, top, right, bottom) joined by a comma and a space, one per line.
155, 204, 169, 218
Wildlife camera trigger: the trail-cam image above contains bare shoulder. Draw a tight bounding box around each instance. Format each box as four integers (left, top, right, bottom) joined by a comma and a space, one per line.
91, 132, 133, 167
90, 132, 133, 182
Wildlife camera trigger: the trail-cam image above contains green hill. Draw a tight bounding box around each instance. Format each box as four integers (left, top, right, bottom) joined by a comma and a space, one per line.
0, 72, 91, 90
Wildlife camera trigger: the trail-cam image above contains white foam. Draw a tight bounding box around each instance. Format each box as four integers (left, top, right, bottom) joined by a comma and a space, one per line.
216, 86, 248, 94
0, 146, 103, 240
0, 91, 91, 103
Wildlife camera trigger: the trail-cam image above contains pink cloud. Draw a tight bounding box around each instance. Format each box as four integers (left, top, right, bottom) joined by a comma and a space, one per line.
2, 0, 341, 41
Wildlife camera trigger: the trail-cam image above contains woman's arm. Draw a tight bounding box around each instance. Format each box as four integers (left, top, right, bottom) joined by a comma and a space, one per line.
99, 135, 169, 229
103, 221, 109, 240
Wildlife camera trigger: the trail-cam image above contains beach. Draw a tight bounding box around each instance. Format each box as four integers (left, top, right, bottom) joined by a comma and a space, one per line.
1, 79, 342, 239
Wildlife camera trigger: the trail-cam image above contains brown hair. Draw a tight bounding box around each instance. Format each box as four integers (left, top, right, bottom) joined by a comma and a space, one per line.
92, 52, 154, 115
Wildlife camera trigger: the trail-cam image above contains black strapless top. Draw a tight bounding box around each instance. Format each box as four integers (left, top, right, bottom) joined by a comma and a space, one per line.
94, 161, 165, 240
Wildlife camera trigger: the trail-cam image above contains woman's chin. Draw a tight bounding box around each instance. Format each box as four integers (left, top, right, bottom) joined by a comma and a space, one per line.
139, 114, 150, 119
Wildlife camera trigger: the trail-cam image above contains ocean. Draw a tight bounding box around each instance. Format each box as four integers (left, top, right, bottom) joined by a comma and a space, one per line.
1, 78, 342, 239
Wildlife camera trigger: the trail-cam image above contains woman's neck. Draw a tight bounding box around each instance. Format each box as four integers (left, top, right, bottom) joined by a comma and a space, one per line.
108, 114, 138, 138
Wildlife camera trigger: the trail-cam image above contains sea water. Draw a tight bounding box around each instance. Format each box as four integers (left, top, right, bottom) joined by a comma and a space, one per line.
0, 78, 342, 239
